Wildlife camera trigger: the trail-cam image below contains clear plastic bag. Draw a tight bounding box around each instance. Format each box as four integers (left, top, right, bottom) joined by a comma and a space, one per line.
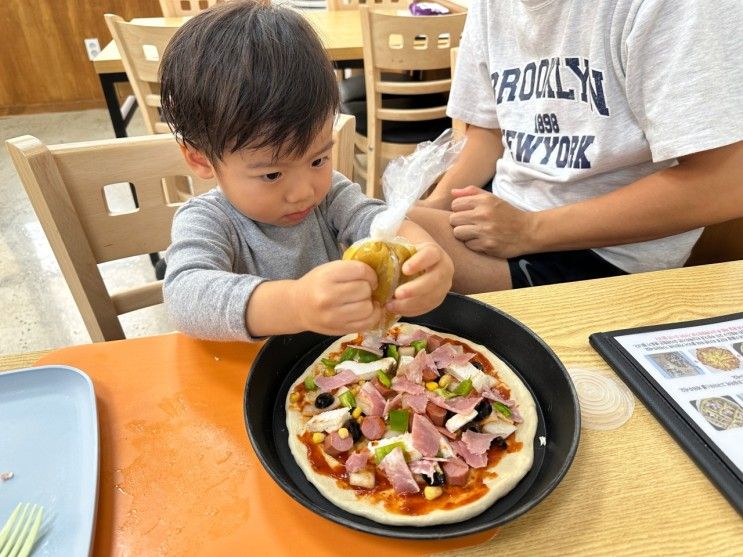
343, 129, 463, 332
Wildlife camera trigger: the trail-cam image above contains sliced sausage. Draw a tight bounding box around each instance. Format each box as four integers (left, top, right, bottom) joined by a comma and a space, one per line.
360, 415, 386, 440
323, 431, 354, 457
425, 401, 448, 427
443, 457, 470, 486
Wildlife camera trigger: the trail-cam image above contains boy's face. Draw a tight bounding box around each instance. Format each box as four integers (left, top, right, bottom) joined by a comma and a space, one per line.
183, 117, 335, 226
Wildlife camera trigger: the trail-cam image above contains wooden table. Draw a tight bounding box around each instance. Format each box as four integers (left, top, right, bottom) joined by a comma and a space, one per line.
3, 261, 743, 555
93, 5, 466, 137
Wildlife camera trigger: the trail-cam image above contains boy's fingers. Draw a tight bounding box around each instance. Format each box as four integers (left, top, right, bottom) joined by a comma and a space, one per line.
339, 260, 378, 289
401, 244, 438, 275
451, 185, 481, 197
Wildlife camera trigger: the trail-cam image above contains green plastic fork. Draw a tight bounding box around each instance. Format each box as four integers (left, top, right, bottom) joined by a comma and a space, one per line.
0, 504, 43, 557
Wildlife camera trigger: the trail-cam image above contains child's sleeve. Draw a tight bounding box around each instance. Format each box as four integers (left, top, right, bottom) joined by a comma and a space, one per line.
624, 0, 743, 162
163, 200, 264, 342
322, 172, 386, 246
446, 0, 500, 130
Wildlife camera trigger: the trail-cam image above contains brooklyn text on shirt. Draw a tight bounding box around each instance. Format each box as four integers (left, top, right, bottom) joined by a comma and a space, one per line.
490, 57, 610, 116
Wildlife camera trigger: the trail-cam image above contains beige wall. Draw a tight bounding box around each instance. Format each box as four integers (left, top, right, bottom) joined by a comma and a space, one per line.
1, 0, 161, 115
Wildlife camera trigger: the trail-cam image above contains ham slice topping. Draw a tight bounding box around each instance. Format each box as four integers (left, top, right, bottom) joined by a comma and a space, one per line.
383, 393, 403, 418
451, 439, 488, 468
314, 370, 357, 392
398, 350, 437, 384
402, 393, 429, 414
345, 450, 369, 474
379, 447, 420, 494
461, 430, 498, 455
411, 413, 442, 457
408, 459, 436, 480
429, 343, 474, 368
427, 392, 482, 415
391, 376, 426, 395
356, 381, 386, 416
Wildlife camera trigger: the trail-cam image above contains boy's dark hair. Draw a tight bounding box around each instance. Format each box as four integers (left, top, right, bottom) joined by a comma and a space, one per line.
160, 0, 339, 164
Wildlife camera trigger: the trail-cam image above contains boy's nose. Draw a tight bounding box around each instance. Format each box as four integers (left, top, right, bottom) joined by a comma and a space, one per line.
285, 179, 316, 203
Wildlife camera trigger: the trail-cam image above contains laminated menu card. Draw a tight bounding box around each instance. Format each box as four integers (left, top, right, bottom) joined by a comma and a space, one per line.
589, 313, 743, 515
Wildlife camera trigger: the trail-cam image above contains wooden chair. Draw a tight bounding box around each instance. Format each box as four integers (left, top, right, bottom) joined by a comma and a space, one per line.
349, 7, 465, 197
685, 218, 743, 266
450, 46, 466, 140
158, 0, 226, 17
5, 116, 356, 342
105, 14, 178, 136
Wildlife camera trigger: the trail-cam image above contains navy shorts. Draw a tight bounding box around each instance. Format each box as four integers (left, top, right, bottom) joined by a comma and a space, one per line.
507, 249, 627, 289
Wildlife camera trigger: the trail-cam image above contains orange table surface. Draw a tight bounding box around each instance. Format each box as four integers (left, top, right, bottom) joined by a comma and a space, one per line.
36, 333, 494, 556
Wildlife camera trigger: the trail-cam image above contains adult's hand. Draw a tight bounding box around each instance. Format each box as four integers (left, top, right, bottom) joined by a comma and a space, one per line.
449, 185, 536, 259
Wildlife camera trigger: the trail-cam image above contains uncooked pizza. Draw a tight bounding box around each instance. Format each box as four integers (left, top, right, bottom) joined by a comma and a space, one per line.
285, 323, 537, 526
695, 347, 741, 371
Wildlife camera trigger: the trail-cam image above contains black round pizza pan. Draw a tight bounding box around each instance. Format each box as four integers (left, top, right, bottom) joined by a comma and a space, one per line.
244, 292, 580, 539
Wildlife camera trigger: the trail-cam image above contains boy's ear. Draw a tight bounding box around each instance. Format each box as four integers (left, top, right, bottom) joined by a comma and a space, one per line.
179, 144, 216, 180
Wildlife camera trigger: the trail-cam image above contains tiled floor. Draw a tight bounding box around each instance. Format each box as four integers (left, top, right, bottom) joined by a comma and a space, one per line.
0, 109, 172, 357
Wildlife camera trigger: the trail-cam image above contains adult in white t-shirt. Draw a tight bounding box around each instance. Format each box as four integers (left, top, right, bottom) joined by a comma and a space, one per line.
410, 0, 743, 292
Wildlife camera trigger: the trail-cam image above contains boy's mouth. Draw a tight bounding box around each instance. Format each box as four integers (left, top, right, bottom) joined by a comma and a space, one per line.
284, 206, 313, 223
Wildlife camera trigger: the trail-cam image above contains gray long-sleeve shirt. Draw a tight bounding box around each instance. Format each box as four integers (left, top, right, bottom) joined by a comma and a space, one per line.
163, 172, 386, 341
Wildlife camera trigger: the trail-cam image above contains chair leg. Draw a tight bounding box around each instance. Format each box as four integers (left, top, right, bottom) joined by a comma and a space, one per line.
366, 134, 383, 200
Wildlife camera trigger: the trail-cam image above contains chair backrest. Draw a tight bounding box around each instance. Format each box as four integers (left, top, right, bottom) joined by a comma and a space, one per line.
685, 218, 743, 266
158, 0, 226, 17
359, 7, 466, 196
328, 0, 409, 10
5, 116, 356, 342
105, 14, 179, 135
449, 46, 466, 140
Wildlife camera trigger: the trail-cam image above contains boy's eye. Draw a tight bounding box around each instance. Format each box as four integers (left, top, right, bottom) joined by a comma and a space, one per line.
262, 172, 282, 182
311, 156, 330, 168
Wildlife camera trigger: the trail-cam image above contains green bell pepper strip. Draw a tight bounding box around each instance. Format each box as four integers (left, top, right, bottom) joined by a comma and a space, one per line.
374, 441, 406, 464
385, 344, 400, 361
339, 390, 356, 408
492, 401, 512, 418
304, 375, 317, 390
452, 378, 473, 396
376, 370, 392, 388
388, 409, 410, 433
434, 387, 457, 399
410, 340, 427, 354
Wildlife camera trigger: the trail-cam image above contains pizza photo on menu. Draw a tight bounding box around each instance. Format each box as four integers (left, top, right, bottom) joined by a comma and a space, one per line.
285, 323, 538, 526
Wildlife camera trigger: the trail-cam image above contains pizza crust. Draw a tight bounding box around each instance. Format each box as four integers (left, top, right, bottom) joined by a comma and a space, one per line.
285, 324, 538, 526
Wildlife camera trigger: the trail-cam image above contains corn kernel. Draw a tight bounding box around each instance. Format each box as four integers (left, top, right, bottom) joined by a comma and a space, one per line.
289, 392, 299, 403
423, 486, 443, 500
323, 369, 336, 377
358, 380, 366, 386
425, 381, 439, 391
356, 416, 364, 424
438, 374, 454, 388
337, 427, 350, 439
311, 432, 326, 444
352, 407, 363, 419
351, 386, 360, 395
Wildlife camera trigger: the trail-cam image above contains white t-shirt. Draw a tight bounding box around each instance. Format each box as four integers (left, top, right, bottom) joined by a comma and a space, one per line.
448, 0, 743, 273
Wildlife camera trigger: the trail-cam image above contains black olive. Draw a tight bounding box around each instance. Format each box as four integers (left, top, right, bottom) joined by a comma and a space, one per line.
314, 392, 334, 409
426, 471, 445, 486
344, 419, 362, 443
466, 423, 481, 433
444, 410, 455, 422
382, 343, 392, 357
475, 400, 493, 421
471, 359, 484, 371
493, 436, 507, 449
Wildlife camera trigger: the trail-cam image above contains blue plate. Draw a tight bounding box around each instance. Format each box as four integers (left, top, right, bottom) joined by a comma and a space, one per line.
0, 365, 99, 556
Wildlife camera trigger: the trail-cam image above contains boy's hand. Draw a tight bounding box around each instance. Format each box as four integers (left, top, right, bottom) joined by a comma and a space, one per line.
386, 242, 453, 316
294, 260, 383, 335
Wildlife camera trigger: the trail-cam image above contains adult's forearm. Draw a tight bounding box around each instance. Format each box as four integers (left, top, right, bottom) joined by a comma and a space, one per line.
529, 141, 743, 252
426, 125, 504, 204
